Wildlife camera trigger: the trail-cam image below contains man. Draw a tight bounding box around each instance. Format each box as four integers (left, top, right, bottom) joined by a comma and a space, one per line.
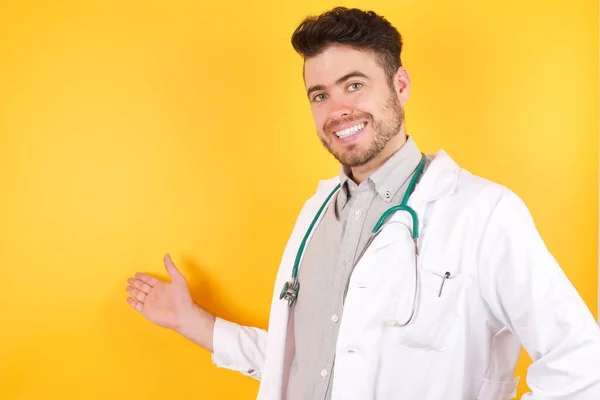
125, 7, 600, 399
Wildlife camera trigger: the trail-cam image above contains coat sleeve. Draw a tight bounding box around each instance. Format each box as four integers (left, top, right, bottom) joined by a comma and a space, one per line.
211, 317, 268, 380
477, 189, 600, 399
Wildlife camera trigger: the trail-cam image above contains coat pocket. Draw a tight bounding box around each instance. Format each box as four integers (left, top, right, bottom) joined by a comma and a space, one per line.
476, 377, 520, 400
392, 267, 467, 351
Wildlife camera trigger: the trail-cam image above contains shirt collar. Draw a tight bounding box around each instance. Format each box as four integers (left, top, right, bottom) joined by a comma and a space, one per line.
337, 135, 423, 204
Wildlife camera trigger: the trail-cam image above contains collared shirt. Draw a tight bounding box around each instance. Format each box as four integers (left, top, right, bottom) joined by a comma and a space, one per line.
285, 136, 427, 400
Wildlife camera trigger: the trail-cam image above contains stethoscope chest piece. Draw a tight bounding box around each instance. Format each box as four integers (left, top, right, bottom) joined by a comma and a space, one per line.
279, 278, 300, 307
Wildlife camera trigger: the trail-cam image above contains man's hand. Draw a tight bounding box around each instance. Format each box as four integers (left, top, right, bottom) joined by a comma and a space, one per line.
126, 253, 216, 351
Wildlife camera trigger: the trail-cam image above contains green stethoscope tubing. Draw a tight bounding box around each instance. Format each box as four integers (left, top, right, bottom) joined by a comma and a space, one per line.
279, 153, 427, 307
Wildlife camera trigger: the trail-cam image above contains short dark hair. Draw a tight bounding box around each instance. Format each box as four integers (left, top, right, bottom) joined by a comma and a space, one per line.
291, 7, 403, 84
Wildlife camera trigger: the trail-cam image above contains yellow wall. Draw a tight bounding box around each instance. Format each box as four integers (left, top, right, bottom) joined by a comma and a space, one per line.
0, 0, 597, 398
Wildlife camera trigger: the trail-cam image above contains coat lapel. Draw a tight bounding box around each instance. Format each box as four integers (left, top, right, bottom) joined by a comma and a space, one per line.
258, 150, 460, 399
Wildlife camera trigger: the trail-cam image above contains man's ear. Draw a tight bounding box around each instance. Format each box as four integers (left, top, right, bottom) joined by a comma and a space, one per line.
393, 66, 411, 106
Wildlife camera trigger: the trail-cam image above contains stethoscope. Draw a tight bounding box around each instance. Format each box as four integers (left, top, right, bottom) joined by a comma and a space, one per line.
279, 153, 428, 327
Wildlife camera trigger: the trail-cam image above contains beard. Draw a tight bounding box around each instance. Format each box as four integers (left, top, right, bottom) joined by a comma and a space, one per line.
319, 93, 404, 168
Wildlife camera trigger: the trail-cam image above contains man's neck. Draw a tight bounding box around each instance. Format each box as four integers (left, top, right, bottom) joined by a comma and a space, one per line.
349, 133, 408, 184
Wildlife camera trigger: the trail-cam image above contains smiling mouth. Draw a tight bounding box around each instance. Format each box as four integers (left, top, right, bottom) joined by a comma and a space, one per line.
335, 122, 367, 139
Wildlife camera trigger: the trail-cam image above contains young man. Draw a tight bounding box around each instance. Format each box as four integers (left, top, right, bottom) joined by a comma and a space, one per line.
125, 7, 600, 399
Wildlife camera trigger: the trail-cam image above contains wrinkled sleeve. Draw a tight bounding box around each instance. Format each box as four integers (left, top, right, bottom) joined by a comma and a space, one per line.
478, 190, 600, 399
211, 317, 268, 380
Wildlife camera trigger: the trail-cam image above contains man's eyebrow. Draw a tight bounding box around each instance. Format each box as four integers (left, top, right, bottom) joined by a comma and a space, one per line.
306, 71, 370, 97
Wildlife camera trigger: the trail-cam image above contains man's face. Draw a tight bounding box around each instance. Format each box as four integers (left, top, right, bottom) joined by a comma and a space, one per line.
304, 45, 407, 168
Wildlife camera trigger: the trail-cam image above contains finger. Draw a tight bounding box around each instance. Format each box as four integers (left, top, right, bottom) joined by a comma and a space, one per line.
127, 278, 152, 294
163, 253, 185, 282
126, 285, 147, 303
126, 297, 143, 312
134, 272, 159, 287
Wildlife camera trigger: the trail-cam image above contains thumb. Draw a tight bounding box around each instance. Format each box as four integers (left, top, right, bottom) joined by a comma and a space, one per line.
163, 253, 185, 283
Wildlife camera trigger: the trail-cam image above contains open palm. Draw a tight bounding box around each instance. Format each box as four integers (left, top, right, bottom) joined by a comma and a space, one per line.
126, 253, 193, 330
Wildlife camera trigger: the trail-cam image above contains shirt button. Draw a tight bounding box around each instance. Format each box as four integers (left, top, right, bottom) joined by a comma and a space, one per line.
321, 369, 328, 378
331, 314, 339, 323
354, 209, 362, 219
384, 190, 391, 199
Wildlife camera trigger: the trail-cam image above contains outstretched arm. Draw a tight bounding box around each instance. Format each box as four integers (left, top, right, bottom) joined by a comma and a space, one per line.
126, 254, 267, 380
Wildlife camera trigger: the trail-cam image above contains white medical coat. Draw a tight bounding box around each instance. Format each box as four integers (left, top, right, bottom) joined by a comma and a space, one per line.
211, 150, 600, 399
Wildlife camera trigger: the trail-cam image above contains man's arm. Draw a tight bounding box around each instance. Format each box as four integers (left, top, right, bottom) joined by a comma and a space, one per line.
211, 318, 267, 380
126, 253, 269, 381
175, 305, 268, 380
478, 189, 600, 398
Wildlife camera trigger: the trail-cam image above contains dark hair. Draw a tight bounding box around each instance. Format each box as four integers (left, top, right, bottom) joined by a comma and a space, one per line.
291, 7, 403, 84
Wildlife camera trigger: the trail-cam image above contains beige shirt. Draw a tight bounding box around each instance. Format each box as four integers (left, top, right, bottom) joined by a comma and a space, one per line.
285, 136, 428, 400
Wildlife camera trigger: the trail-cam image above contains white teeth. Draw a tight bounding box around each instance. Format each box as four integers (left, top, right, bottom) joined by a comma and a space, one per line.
335, 123, 365, 138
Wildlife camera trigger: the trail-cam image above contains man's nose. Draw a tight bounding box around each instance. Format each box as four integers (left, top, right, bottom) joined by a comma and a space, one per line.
327, 96, 354, 120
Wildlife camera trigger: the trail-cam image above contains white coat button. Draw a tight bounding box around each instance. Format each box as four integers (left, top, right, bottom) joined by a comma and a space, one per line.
354, 209, 362, 219
320, 369, 328, 378
384, 190, 391, 199
331, 314, 339, 323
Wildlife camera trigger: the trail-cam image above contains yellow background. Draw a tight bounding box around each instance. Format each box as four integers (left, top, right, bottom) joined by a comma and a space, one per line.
0, 0, 597, 398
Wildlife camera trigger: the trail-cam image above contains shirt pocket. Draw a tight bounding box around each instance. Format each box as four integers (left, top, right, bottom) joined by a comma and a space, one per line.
392, 266, 467, 352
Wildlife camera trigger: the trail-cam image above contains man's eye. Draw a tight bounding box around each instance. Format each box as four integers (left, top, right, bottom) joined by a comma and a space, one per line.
313, 93, 327, 102
348, 83, 363, 91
